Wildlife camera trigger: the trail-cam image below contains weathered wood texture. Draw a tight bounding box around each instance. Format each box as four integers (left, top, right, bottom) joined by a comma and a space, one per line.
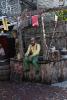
45, 21, 66, 48
10, 59, 23, 82
16, 10, 67, 83
21, 17, 67, 55
10, 58, 67, 84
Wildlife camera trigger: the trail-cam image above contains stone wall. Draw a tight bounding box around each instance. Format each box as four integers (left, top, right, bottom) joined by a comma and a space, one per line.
0, 0, 21, 16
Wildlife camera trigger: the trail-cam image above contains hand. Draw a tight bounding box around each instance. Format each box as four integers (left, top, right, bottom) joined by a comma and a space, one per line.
29, 55, 33, 61
25, 53, 28, 57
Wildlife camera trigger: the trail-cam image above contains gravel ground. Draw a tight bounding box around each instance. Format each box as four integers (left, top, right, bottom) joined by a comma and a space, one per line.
0, 81, 67, 100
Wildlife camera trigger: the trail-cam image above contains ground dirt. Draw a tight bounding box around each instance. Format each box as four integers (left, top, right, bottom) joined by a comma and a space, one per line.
0, 81, 67, 100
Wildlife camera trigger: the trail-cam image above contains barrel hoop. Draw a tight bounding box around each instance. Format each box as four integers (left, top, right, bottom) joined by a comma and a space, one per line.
0, 60, 10, 66
0, 70, 10, 75
0, 65, 10, 70
0, 76, 10, 80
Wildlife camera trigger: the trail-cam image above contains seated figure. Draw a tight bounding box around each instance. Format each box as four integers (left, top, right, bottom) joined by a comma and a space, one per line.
24, 37, 41, 75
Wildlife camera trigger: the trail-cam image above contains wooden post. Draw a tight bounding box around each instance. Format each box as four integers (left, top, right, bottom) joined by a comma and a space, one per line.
41, 14, 48, 58
17, 17, 24, 59
18, 28, 24, 59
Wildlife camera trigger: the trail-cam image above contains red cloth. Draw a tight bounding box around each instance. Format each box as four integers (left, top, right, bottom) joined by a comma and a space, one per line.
32, 15, 39, 27
0, 36, 8, 50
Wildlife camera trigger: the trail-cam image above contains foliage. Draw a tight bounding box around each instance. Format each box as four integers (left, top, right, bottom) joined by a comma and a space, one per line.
56, 10, 67, 21
56, 10, 64, 21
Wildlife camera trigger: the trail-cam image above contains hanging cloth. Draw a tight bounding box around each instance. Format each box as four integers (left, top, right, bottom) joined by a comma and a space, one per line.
32, 15, 39, 27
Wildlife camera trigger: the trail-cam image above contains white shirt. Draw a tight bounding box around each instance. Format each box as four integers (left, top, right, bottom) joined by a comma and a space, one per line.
0, 48, 5, 56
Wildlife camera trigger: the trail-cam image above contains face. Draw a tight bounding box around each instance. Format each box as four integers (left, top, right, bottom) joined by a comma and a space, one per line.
31, 38, 35, 45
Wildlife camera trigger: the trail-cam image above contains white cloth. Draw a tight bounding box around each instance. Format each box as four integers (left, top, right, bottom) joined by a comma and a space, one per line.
0, 48, 5, 56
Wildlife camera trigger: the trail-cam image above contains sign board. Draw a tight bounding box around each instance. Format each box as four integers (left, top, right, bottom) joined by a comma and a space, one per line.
37, 0, 65, 8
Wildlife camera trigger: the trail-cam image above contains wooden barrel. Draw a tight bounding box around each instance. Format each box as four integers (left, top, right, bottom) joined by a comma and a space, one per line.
60, 49, 67, 59
48, 50, 60, 61
0, 56, 10, 80
10, 59, 23, 82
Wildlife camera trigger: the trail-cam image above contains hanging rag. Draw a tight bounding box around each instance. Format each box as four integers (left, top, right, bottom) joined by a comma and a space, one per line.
32, 15, 39, 27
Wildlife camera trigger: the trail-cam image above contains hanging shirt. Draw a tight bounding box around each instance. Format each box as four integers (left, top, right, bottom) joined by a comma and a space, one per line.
0, 48, 5, 56
32, 15, 39, 27
25, 43, 40, 57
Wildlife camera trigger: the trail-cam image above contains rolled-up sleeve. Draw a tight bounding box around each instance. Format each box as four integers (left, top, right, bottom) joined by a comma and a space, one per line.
25, 45, 31, 56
